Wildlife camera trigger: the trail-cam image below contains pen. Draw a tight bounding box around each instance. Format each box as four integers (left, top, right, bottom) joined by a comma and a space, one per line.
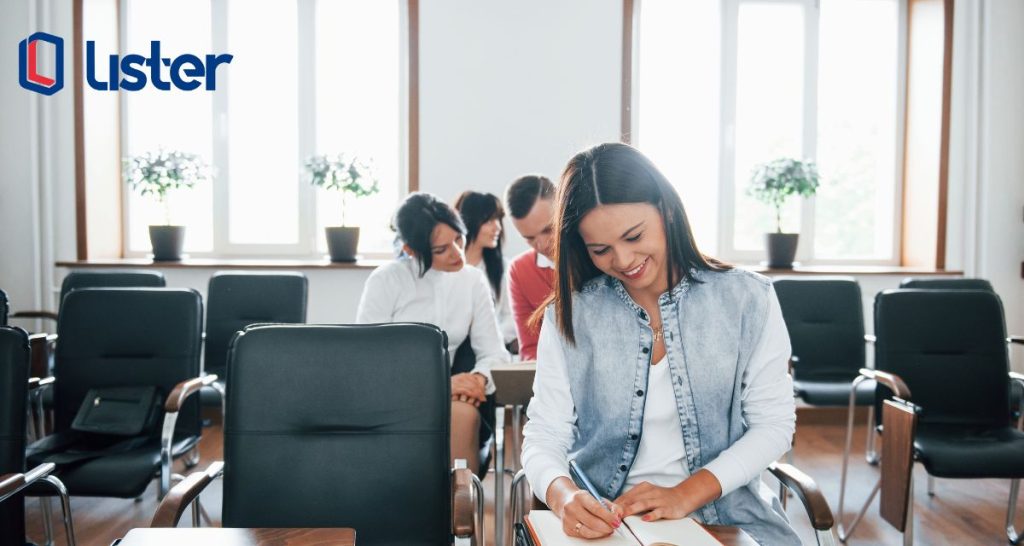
568, 459, 632, 541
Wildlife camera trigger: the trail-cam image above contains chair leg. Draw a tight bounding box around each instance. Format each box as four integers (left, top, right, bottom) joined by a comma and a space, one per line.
510, 469, 528, 538
40, 496, 54, 546
838, 375, 880, 542
41, 475, 76, 546
927, 475, 935, 497
494, 405, 506, 546
865, 404, 879, 465
1008, 478, 1022, 545
471, 472, 486, 546
903, 475, 914, 546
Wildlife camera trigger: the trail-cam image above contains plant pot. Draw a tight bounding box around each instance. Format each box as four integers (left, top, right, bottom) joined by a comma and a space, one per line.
325, 226, 359, 262
765, 233, 799, 269
149, 225, 186, 261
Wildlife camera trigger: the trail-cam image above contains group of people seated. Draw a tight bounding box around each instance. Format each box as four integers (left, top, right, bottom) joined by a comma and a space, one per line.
357, 143, 797, 543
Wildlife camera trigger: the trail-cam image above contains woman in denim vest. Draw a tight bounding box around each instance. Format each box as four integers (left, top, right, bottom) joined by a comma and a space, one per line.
521, 143, 798, 544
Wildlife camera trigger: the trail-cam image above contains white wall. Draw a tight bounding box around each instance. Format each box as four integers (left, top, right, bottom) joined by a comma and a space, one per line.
1, 1, 1022, 356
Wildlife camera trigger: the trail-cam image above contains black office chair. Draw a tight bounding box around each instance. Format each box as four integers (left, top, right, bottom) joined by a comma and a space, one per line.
0, 326, 75, 546
200, 272, 308, 414
9, 270, 166, 324
26, 288, 212, 505
152, 323, 485, 545
898, 276, 994, 291
837, 289, 1024, 543
0, 289, 9, 325
774, 277, 878, 460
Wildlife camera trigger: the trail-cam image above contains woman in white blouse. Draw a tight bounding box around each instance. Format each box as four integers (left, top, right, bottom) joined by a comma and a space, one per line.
453, 190, 518, 349
357, 192, 511, 472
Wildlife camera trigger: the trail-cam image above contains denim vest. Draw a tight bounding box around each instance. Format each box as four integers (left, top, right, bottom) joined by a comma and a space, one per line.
558, 268, 798, 545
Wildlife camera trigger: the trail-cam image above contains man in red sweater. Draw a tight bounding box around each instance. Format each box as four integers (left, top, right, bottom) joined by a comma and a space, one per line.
505, 175, 557, 360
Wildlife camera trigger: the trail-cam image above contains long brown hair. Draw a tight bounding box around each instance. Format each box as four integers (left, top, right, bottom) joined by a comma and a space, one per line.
535, 143, 731, 344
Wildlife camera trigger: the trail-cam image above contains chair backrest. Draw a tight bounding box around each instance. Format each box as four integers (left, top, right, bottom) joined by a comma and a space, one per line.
0, 326, 30, 545
204, 272, 307, 377
874, 289, 1009, 427
0, 289, 8, 326
898, 277, 994, 291
773, 277, 865, 381
54, 288, 203, 438
59, 270, 166, 311
880, 399, 917, 533
223, 323, 452, 544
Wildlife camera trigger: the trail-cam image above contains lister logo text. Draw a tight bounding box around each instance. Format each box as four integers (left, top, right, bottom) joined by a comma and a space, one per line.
86, 41, 232, 91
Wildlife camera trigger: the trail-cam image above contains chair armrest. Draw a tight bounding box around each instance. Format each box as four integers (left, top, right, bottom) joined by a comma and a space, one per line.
859, 368, 911, 399
768, 462, 834, 531
28, 376, 55, 391
1010, 336, 1024, 346
151, 461, 223, 527
0, 463, 56, 504
165, 374, 219, 413
11, 310, 59, 321
452, 465, 475, 538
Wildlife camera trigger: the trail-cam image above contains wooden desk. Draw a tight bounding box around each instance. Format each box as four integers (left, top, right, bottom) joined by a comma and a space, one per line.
116, 528, 355, 545
705, 524, 758, 545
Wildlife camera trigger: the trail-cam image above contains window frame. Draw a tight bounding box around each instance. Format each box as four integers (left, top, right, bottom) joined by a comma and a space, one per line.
631, 0, 910, 266
75, 0, 415, 260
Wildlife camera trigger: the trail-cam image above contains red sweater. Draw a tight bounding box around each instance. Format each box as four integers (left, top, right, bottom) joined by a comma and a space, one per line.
507, 249, 555, 360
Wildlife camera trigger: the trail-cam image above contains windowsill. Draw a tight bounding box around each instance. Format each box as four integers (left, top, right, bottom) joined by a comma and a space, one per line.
56, 258, 963, 276
56, 257, 389, 270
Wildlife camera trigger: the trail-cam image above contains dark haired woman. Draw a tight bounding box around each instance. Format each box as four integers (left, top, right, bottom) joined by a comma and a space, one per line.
521, 144, 797, 544
357, 192, 511, 471
453, 191, 517, 348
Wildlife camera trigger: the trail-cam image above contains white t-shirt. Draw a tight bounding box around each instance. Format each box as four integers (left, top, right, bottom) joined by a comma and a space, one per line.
623, 357, 691, 490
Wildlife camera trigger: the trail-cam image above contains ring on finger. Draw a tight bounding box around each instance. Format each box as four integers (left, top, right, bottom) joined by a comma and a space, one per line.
573, 522, 583, 535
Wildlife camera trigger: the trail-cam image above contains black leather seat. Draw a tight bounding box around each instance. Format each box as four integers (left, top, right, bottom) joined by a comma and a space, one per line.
0, 289, 8, 325
200, 272, 307, 409
152, 323, 484, 545
774, 277, 875, 406
1, 326, 75, 545
10, 270, 166, 324
839, 289, 1024, 542
27, 288, 204, 499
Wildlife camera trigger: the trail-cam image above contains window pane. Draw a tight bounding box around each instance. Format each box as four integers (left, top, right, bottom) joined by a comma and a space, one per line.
637, 0, 721, 255
314, 0, 401, 255
815, 0, 898, 259
227, 0, 299, 245
733, 2, 804, 250
124, 0, 213, 253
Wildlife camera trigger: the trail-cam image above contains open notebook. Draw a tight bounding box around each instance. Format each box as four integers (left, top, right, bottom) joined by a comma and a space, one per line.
524, 511, 723, 546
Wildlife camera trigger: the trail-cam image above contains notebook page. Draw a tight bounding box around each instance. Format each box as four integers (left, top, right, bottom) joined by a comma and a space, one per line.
525, 511, 640, 546
623, 516, 723, 546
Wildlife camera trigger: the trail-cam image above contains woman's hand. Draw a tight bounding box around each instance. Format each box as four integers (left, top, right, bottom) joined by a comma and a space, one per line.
546, 476, 624, 539
451, 373, 486, 407
614, 469, 722, 522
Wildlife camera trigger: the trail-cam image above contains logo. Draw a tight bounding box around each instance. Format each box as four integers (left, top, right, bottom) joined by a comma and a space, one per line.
19, 32, 64, 95
86, 41, 233, 91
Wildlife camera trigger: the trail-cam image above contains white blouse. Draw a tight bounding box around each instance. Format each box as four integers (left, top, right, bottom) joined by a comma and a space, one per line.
522, 290, 795, 503
471, 260, 518, 346
355, 257, 511, 393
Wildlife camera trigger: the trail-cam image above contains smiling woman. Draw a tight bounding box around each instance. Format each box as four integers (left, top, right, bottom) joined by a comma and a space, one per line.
522, 143, 798, 544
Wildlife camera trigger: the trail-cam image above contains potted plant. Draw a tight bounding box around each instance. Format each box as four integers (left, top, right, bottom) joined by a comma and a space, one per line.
747, 157, 820, 268
123, 149, 210, 261
305, 153, 379, 262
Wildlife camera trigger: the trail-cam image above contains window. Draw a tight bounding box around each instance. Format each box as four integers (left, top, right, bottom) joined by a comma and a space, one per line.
110, 0, 406, 257
636, 0, 903, 264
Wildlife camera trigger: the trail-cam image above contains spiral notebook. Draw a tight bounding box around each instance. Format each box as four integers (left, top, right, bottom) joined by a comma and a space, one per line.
523, 511, 723, 546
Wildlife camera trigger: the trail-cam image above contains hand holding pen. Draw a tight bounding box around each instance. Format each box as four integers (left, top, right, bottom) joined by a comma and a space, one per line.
544, 460, 629, 540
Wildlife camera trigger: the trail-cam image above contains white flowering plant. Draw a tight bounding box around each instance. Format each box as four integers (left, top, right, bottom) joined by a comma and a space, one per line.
305, 153, 379, 226
123, 149, 211, 225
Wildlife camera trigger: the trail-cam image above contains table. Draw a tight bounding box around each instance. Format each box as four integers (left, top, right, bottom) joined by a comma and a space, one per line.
492, 362, 537, 546
116, 528, 356, 545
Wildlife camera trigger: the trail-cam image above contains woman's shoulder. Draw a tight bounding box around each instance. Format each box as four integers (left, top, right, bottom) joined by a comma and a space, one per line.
694, 267, 771, 291
368, 257, 417, 283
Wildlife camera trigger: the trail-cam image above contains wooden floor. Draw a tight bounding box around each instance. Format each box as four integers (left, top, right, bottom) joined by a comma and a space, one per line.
24, 410, 1022, 546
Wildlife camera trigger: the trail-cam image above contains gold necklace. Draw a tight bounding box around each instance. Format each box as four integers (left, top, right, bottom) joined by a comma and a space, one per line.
651, 322, 665, 343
